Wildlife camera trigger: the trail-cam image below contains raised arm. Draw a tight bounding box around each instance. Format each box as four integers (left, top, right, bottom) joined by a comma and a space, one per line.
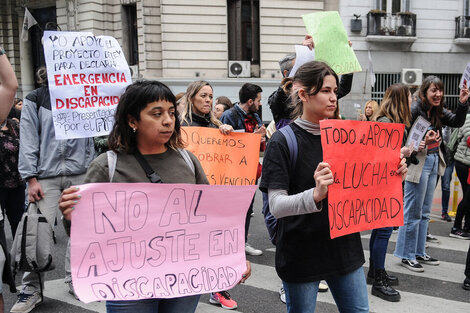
442, 83, 469, 128
0, 47, 18, 122
337, 73, 353, 100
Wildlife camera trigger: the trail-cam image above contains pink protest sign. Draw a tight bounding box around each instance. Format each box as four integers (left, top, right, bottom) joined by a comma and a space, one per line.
71, 183, 257, 303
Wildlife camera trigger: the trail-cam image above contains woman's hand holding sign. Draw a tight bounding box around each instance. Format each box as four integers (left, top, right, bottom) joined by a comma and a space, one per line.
239, 261, 251, 284
313, 162, 334, 203
59, 186, 81, 221
398, 145, 411, 181
218, 124, 233, 135
397, 156, 408, 181
459, 79, 468, 104
418, 140, 426, 152
400, 144, 413, 158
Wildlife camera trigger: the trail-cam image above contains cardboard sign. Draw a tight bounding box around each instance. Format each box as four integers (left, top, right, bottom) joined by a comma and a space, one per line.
71, 183, 257, 303
182, 127, 261, 185
406, 116, 431, 151
43, 31, 132, 139
288, 45, 315, 77
459, 62, 470, 89
320, 120, 405, 239
302, 11, 362, 75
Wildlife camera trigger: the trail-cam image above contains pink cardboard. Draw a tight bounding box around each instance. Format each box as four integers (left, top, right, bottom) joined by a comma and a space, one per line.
71, 183, 257, 303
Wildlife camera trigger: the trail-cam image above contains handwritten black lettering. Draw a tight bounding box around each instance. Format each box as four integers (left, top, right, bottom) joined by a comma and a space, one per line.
342, 162, 389, 189
329, 197, 402, 231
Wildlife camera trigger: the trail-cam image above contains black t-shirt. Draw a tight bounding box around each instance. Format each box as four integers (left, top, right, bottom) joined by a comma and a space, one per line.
260, 123, 365, 283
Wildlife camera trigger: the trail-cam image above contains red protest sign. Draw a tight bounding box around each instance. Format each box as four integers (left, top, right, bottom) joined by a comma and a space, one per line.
320, 120, 405, 239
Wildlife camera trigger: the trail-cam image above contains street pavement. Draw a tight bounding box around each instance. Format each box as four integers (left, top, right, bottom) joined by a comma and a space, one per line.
2, 183, 469, 313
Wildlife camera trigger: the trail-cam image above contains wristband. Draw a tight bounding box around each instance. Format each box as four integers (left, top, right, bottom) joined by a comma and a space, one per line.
0, 48, 5, 56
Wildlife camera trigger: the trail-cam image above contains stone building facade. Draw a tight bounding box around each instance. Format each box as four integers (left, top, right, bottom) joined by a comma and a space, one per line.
1, 0, 335, 121
6, 1, 466, 120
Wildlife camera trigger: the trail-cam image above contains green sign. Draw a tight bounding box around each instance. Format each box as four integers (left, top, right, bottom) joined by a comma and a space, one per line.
302, 11, 362, 75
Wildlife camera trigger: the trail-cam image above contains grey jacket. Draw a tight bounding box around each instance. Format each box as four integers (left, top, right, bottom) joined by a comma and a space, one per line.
454, 113, 470, 167
19, 87, 95, 180
405, 99, 468, 183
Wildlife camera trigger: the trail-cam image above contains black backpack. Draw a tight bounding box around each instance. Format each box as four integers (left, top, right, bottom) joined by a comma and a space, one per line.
262, 125, 298, 245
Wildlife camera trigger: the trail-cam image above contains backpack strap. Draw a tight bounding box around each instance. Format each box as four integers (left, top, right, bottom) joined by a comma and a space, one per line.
178, 148, 195, 175
261, 124, 298, 245
133, 150, 162, 183
107, 149, 195, 183
279, 125, 298, 173
106, 150, 118, 182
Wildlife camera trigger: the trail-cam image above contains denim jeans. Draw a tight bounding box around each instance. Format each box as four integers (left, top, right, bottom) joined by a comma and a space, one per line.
441, 160, 454, 214
282, 267, 369, 313
369, 227, 393, 269
245, 178, 259, 242
394, 153, 438, 260
106, 295, 200, 313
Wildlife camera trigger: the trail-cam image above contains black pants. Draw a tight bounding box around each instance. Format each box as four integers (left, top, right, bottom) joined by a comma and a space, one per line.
0, 185, 26, 237
245, 196, 254, 242
454, 161, 470, 230
466, 242, 470, 280
244, 178, 258, 243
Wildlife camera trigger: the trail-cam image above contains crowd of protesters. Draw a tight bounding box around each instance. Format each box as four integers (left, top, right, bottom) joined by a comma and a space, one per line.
0, 33, 469, 313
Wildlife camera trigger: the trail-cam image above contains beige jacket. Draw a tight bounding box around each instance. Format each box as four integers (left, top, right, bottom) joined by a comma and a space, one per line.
405, 149, 446, 183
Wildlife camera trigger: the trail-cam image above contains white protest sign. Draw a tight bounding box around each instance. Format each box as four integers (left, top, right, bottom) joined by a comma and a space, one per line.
406, 116, 431, 151
43, 31, 132, 139
288, 45, 315, 77
459, 62, 470, 89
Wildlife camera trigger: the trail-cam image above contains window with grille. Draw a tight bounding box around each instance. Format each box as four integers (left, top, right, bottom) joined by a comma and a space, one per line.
371, 73, 461, 111
435, 74, 462, 112
371, 73, 401, 104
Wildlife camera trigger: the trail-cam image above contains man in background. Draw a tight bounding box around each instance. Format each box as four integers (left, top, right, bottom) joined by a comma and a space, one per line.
221, 83, 266, 256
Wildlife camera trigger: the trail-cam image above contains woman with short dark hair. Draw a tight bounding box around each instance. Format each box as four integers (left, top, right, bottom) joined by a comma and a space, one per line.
59, 80, 250, 312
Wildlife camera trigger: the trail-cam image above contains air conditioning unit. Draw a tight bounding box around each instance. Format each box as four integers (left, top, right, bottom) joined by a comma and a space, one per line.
129, 65, 139, 80
228, 60, 251, 78
401, 68, 423, 86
